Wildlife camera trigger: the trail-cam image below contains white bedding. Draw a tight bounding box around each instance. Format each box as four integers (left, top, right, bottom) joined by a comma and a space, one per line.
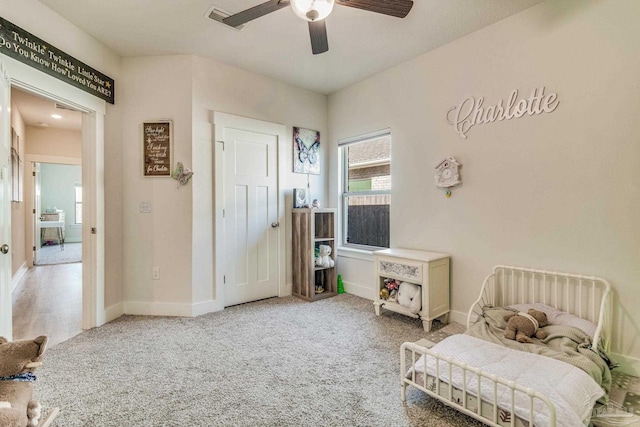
409, 334, 604, 427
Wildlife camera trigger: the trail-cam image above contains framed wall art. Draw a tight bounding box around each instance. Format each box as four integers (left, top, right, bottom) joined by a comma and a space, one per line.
143, 120, 172, 177
293, 188, 308, 208
293, 126, 320, 175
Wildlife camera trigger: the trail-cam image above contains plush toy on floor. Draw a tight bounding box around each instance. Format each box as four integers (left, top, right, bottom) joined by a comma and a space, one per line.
0, 335, 58, 427
397, 282, 422, 314
504, 309, 549, 343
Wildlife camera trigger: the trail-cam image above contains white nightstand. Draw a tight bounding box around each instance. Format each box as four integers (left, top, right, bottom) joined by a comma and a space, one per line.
373, 248, 450, 332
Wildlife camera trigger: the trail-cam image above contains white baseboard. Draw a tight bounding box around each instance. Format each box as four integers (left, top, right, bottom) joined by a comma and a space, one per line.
611, 352, 640, 377
124, 301, 195, 317
449, 309, 470, 327
11, 262, 28, 293
280, 282, 292, 297
123, 300, 224, 317
344, 280, 373, 300
104, 302, 124, 323
192, 299, 223, 317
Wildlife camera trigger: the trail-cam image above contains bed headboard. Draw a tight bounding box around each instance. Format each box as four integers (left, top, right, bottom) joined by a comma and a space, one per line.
467, 265, 612, 351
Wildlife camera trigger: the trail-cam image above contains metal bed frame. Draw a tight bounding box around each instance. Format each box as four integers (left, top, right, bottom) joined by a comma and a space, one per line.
400, 265, 612, 427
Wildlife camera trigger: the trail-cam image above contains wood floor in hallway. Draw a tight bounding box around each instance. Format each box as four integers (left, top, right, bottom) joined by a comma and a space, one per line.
12, 262, 82, 348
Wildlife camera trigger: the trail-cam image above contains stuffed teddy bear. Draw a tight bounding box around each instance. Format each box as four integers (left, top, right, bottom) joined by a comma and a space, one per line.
397, 282, 422, 314
315, 245, 334, 268
0, 335, 48, 427
504, 309, 549, 343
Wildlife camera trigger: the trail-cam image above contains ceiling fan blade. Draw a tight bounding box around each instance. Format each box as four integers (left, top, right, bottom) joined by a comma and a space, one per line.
222, 0, 291, 27
308, 20, 329, 55
336, 0, 413, 18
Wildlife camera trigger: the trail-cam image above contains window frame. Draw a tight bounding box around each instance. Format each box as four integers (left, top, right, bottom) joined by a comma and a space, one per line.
339, 129, 391, 251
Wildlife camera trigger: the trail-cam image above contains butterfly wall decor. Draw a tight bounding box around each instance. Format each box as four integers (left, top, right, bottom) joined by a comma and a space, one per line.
293, 127, 320, 175
171, 162, 194, 187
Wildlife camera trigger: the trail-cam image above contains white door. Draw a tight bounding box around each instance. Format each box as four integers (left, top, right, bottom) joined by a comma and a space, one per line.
33, 162, 41, 264
223, 127, 279, 306
0, 61, 12, 339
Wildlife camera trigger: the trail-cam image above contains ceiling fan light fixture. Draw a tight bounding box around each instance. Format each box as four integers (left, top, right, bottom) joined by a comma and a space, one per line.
291, 0, 335, 22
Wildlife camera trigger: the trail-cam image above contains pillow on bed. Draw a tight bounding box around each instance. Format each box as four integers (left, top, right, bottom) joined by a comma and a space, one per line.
507, 302, 598, 339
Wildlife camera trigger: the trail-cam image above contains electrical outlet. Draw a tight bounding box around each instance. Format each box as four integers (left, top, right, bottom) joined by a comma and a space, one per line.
152, 267, 160, 280
140, 202, 152, 213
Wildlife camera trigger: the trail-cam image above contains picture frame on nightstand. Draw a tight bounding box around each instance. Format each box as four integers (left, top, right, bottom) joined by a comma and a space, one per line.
293, 188, 307, 208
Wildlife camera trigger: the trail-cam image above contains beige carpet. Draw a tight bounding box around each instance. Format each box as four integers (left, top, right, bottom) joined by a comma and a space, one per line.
35, 294, 484, 427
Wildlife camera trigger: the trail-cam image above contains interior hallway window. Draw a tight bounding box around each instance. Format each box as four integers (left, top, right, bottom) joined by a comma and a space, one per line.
340, 130, 390, 249
75, 183, 82, 224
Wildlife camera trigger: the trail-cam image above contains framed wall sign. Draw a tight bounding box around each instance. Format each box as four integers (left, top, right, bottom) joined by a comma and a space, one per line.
143, 121, 172, 177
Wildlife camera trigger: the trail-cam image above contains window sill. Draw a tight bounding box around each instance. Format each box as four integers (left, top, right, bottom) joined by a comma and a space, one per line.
337, 246, 378, 262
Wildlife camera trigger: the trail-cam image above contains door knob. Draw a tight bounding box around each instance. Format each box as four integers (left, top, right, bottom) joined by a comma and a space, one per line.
271, 222, 280, 228
0, 244, 8, 254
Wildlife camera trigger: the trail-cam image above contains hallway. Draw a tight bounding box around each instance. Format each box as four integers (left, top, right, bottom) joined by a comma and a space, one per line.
12, 263, 82, 348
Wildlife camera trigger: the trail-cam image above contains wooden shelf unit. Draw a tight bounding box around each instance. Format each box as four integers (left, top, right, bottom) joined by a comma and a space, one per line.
292, 208, 337, 301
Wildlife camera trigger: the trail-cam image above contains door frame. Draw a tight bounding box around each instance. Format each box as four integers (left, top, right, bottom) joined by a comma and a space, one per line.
213, 112, 286, 307
26, 156, 82, 268
1, 55, 106, 338
0, 60, 11, 339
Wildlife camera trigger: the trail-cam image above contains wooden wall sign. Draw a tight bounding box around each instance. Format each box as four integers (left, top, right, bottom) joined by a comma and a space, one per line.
447, 86, 559, 139
0, 16, 115, 104
143, 121, 172, 177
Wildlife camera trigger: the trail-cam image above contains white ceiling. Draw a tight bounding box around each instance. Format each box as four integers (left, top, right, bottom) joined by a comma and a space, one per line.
38, 0, 544, 95
12, 87, 82, 130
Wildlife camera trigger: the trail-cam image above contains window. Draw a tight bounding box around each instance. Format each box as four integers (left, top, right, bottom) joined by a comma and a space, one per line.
340, 130, 391, 249
74, 183, 82, 224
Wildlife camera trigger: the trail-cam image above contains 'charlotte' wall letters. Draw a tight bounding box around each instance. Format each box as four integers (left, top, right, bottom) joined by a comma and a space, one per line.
446, 86, 559, 139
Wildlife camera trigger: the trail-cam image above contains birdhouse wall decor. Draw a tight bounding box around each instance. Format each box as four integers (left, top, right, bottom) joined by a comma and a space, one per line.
434, 156, 462, 197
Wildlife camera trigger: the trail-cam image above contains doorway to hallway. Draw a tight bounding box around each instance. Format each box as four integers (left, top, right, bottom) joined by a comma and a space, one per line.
9, 86, 84, 343
1, 53, 105, 341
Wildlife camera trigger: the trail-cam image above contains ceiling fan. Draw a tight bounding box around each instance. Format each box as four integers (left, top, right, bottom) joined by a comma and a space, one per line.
222, 0, 414, 55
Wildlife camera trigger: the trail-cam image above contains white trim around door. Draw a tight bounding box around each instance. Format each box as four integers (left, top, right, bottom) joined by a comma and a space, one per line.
213, 112, 286, 308
1, 54, 106, 334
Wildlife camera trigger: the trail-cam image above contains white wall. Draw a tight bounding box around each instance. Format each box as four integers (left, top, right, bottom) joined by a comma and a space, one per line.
1, 0, 124, 312
329, 0, 640, 370
119, 54, 328, 315
25, 127, 81, 158
4, 1, 328, 319
10, 0, 637, 372
191, 55, 328, 305
119, 55, 193, 313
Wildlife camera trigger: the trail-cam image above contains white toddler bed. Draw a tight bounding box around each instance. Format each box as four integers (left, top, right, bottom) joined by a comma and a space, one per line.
401, 265, 613, 427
